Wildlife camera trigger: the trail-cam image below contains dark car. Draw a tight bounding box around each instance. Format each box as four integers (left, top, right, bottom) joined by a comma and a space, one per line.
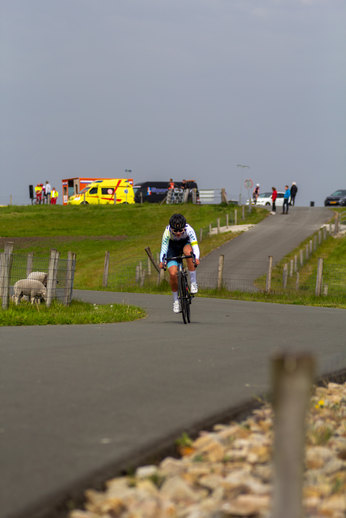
324, 190, 346, 207
134, 181, 199, 204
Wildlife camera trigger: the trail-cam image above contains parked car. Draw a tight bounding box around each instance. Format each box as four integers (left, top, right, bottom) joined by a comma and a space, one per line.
324, 190, 346, 207
134, 181, 199, 203
246, 192, 285, 207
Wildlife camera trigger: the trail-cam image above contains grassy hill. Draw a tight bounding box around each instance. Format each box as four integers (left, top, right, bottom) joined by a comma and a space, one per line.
1, 203, 267, 290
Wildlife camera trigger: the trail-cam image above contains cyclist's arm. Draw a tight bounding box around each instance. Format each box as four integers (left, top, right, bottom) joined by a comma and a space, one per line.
159, 227, 170, 263
186, 224, 200, 261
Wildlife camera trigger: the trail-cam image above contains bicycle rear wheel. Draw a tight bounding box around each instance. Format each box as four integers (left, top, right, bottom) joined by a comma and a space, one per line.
178, 271, 188, 324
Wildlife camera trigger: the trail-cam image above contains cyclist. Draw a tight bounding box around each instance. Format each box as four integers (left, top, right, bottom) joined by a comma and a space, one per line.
159, 213, 200, 313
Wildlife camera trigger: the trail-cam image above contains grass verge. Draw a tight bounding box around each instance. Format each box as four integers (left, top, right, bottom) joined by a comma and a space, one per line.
0, 300, 146, 326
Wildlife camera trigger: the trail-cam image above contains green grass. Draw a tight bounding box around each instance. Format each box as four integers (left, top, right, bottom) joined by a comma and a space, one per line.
0, 299, 146, 326
1, 204, 345, 319
0, 203, 268, 290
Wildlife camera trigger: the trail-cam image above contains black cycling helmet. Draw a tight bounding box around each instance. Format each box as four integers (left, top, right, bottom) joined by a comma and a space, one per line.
169, 213, 186, 231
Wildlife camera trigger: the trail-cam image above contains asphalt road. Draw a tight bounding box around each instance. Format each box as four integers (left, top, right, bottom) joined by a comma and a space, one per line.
1, 207, 345, 518
198, 206, 333, 289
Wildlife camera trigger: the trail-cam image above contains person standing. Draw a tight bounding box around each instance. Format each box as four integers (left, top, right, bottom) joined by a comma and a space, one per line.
253, 184, 260, 204
35, 183, 43, 204
45, 181, 52, 204
50, 187, 59, 204
282, 185, 291, 214
271, 187, 277, 214
290, 182, 298, 206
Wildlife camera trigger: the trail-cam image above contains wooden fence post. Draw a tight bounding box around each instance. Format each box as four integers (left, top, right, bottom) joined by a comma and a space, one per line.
209, 224, 212, 236
305, 244, 309, 261
103, 251, 110, 288
1, 242, 14, 310
217, 254, 224, 290
136, 265, 140, 283
290, 260, 293, 278
309, 240, 312, 254
315, 257, 324, 296
147, 256, 151, 276
234, 209, 237, 226
242, 205, 245, 220
329, 222, 332, 235
283, 263, 288, 290
300, 249, 304, 267
271, 352, 315, 518
334, 213, 339, 235
26, 252, 34, 278
217, 218, 220, 234
266, 256, 273, 293
64, 251, 76, 305
46, 249, 59, 308
318, 230, 321, 245
323, 226, 327, 240
294, 255, 297, 273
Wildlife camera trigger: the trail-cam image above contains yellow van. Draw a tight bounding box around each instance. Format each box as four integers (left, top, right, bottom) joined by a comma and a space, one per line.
67, 179, 135, 205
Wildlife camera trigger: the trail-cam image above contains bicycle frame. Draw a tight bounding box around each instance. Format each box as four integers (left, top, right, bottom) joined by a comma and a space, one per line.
163, 254, 196, 324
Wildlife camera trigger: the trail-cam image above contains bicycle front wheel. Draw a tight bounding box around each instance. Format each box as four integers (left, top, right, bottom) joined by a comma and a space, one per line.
178, 271, 188, 324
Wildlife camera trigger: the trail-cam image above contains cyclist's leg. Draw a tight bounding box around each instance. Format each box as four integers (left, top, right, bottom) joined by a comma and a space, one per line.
183, 244, 198, 293
167, 244, 182, 313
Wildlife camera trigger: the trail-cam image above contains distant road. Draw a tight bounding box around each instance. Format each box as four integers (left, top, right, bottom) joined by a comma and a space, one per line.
1, 206, 344, 518
198, 206, 333, 289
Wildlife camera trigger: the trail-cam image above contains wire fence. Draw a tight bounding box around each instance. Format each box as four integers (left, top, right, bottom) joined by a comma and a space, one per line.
0, 245, 76, 309
103, 219, 346, 297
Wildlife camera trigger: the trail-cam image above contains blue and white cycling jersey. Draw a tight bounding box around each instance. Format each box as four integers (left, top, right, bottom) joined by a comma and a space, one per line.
160, 224, 200, 262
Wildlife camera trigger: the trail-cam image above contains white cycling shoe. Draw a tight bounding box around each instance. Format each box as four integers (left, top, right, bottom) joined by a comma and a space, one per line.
173, 300, 181, 313
190, 282, 198, 294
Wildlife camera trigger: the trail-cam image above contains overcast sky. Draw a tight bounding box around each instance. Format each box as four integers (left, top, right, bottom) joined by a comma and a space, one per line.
1, 0, 345, 206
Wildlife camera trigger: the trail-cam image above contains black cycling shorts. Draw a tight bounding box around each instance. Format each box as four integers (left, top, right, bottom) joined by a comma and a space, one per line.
167, 238, 190, 267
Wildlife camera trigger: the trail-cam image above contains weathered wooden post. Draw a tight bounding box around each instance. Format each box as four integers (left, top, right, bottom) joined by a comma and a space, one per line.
217, 254, 224, 291
334, 213, 339, 235
234, 209, 237, 226
315, 257, 324, 296
217, 218, 220, 234
147, 256, 151, 276
1, 242, 14, 309
323, 226, 327, 240
309, 240, 312, 254
136, 264, 140, 284
64, 251, 76, 305
46, 249, 59, 308
140, 268, 146, 287
242, 205, 245, 220
26, 252, 34, 278
329, 222, 332, 235
290, 260, 293, 278
209, 223, 212, 236
300, 249, 304, 267
271, 352, 315, 518
305, 244, 309, 261
318, 230, 321, 245
294, 255, 297, 273
283, 263, 288, 290
266, 255, 273, 293
103, 251, 110, 288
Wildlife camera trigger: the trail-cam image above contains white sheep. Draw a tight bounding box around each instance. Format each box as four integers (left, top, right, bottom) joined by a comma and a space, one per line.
13, 279, 47, 305
27, 271, 48, 286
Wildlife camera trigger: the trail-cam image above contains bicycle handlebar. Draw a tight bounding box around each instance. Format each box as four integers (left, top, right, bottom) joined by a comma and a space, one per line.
162, 253, 197, 271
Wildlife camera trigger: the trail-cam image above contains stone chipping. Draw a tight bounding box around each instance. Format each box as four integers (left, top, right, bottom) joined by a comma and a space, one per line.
70, 382, 346, 518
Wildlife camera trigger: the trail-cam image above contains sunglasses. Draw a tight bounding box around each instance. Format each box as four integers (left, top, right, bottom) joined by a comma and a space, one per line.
172, 228, 184, 234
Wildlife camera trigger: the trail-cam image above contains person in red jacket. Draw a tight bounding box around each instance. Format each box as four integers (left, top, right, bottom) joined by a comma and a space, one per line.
271, 187, 277, 214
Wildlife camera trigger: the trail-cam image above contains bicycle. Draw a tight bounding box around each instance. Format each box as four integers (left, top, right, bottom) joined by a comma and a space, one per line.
163, 253, 196, 324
